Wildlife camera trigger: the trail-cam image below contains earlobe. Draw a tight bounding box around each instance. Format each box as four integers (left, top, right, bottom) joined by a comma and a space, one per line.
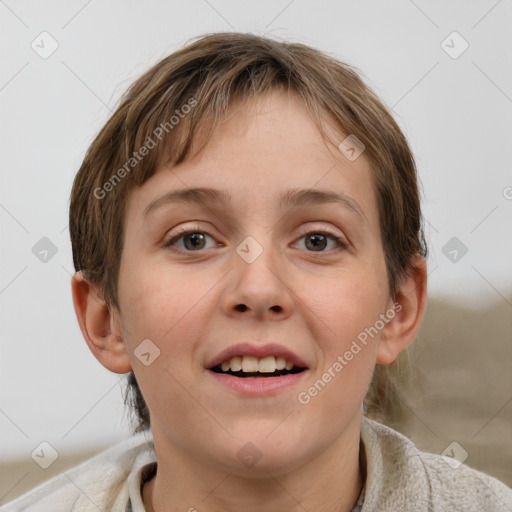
71, 271, 132, 374
376, 254, 428, 366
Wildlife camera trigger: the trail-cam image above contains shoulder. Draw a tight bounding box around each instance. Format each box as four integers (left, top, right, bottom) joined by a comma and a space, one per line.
361, 416, 512, 512
0, 431, 154, 512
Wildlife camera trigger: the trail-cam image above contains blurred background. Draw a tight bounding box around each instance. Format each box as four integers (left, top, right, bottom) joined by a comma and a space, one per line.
1, 0, 511, 502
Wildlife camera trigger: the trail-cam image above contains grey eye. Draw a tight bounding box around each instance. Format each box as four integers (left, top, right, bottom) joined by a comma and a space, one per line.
167, 232, 216, 251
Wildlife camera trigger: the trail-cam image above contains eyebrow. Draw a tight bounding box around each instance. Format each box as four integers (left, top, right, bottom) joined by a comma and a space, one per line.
143, 186, 367, 223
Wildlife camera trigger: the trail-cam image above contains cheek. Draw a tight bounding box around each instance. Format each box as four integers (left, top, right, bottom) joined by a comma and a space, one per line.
117, 262, 210, 417
300, 268, 388, 405
117, 258, 220, 360
304, 278, 381, 412
119, 273, 178, 340
303, 265, 388, 345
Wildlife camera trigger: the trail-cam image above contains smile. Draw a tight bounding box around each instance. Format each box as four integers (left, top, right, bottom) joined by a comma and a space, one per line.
210, 355, 307, 378
205, 342, 310, 394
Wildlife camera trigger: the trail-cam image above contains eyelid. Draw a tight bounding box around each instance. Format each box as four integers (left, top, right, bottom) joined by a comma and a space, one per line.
297, 222, 348, 242
296, 223, 344, 240
164, 223, 217, 247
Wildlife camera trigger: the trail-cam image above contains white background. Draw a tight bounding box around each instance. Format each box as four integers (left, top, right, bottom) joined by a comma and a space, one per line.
1, 0, 511, 465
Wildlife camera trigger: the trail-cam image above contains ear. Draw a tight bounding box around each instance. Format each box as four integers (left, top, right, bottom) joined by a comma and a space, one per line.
376, 254, 428, 365
71, 271, 132, 374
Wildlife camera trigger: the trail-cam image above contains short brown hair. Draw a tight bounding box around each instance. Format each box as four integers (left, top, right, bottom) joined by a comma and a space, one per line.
69, 32, 427, 433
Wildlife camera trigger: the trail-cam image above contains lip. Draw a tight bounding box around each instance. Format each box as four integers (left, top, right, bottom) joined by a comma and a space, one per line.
207, 368, 308, 396
205, 342, 309, 370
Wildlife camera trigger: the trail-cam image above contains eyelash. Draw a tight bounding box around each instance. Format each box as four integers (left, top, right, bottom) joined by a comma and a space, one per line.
164, 225, 347, 254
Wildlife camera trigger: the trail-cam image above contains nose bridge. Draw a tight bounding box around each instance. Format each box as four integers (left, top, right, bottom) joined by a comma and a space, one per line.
223, 230, 294, 318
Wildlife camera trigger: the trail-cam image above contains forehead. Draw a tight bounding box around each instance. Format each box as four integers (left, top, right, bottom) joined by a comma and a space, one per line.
126, 90, 379, 230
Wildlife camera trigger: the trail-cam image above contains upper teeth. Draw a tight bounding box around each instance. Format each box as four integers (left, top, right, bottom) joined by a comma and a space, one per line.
219, 356, 295, 373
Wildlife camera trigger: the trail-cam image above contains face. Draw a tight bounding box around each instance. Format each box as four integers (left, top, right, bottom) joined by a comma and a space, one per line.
113, 90, 392, 474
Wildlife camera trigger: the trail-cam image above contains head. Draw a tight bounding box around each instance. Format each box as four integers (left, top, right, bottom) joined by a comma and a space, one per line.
70, 32, 427, 468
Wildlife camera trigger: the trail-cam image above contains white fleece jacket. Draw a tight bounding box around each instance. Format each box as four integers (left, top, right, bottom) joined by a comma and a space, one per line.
1, 416, 511, 511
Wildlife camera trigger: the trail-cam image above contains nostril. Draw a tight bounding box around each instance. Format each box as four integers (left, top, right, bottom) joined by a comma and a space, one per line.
236, 304, 248, 312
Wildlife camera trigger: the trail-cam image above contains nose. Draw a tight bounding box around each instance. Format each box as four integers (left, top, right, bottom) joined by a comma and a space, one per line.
221, 239, 294, 321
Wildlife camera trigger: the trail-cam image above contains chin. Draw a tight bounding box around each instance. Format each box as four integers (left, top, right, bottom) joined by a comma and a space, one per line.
208, 434, 311, 476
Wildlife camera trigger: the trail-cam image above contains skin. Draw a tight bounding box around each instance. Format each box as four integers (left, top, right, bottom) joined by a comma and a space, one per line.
72, 89, 427, 512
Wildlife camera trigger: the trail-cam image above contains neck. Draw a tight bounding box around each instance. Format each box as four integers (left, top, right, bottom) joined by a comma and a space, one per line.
142, 416, 364, 512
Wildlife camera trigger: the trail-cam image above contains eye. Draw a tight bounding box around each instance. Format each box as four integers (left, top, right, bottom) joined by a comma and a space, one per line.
165, 229, 217, 252
294, 228, 347, 253
164, 226, 347, 254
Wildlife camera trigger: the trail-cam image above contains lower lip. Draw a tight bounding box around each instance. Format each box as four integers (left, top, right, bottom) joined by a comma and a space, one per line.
207, 369, 308, 396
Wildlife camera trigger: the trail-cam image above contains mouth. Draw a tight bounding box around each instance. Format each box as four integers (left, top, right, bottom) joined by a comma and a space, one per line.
209, 355, 307, 378
205, 344, 309, 395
